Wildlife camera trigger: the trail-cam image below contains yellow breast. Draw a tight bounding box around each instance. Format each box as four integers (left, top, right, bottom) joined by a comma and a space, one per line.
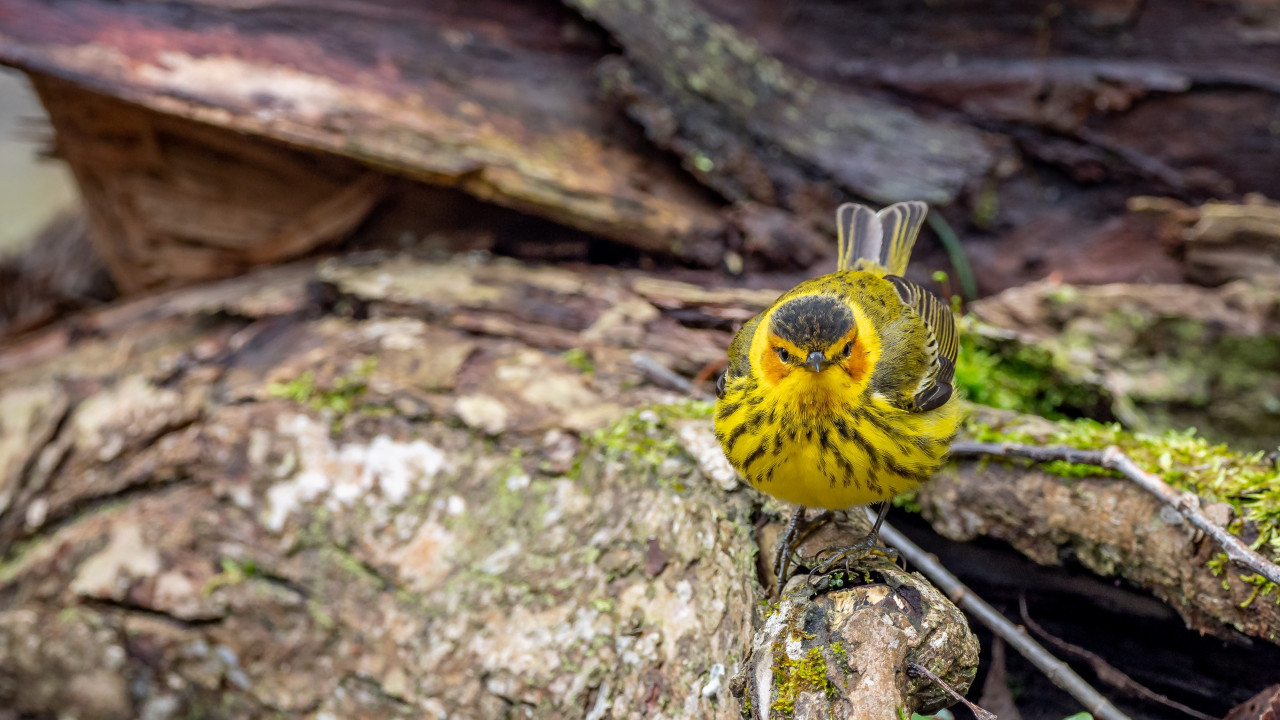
714, 376, 959, 510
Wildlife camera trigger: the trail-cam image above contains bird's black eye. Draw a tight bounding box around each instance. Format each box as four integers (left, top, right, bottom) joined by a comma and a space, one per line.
842, 342, 853, 358
774, 347, 790, 363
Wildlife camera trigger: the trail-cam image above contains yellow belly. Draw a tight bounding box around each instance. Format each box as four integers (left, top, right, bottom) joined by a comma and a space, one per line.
762, 443, 906, 508
715, 388, 960, 510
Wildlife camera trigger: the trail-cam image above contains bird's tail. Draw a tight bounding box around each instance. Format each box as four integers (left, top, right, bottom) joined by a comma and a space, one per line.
836, 200, 929, 276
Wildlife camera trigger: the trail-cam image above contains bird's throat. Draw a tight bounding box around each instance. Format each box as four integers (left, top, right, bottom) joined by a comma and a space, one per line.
780, 372, 845, 417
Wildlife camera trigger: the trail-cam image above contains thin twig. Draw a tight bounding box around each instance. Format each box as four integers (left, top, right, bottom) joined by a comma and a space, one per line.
1018, 595, 1216, 720
906, 661, 1003, 717
908, 661, 998, 720
877, 517, 1131, 720
950, 440, 1280, 587
631, 352, 711, 400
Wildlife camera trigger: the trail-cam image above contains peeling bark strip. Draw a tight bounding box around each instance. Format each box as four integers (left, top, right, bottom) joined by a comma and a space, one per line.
30, 75, 387, 294
0, 0, 728, 272
567, 0, 995, 207
0, 254, 977, 718
951, 441, 1280, 588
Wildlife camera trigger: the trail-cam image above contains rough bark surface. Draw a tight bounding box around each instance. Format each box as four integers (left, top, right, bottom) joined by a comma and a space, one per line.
923, 409, 1280, 646
0, 0, 730, 276
968, 275, 1280, 448
568, 0, 996, 207
736, 516, 979, 720
10, 1, 1280, 297
0, 255, 978, 719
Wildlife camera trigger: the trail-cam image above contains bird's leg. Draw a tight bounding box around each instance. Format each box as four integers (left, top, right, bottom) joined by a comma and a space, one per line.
807, 502, 897, 577
773, 506, 807, 583
772, 506, 836, 583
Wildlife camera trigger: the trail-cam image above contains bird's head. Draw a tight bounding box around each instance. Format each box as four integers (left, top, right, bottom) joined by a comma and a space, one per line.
757, 294, 870, 389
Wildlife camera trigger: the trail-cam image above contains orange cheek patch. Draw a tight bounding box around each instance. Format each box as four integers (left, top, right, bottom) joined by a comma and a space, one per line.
759, 345, 789, 384
759, 336, 800, 385
842, 339, 871, 383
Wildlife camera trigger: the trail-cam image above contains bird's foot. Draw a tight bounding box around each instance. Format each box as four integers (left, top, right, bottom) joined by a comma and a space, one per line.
804, 531, 897, 583
773, 507, 834, 585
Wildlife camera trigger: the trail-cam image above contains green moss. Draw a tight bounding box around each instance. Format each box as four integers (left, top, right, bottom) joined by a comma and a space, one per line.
690, 150, 716, 173
0, 537, 37, 584
967, 414, 1280, 596
963, 299, 1280, 447
758, 596, 781, 620
586, 401, 713, 486
955, 319, 1105, 420
562, 348, 595, 374
892, 490, 923, 514
770, 645, 835, 715
202, 557, 261, 595
971, 179, 1000, 230
307, 599, 335, 629
320, 543, 389, 591
268, 357, 381, 430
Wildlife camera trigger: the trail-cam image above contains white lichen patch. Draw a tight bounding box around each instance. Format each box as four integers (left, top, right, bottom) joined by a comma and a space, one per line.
0, 381, 65, 515
321, 260, 507, 308
393, 519, 457, 591
264, 414, 448, 532
356, 317, 433, 350
615, 629, 662, 667
454, 394, 509, 434
71, 524, 162, 600
467, 602, 613, 681
616, 577, 702, 667
138, 51, 343, 124
700, 663, 725, 698
675, 421, 739, 492
69, 375, 197, 463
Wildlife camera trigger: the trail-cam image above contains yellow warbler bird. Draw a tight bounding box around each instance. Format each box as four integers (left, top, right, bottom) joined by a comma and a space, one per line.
714, 201, 959, 578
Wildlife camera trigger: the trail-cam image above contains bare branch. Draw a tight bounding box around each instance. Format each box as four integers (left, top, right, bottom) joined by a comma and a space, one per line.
907, 661, 998, 720
878, 518, 1132, 720
950, 440, 1280, 587
1018, 596, 1216, 720
630, 352, 712, 400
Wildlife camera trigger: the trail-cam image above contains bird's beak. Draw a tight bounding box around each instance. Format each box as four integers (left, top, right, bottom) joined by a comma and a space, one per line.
805, 351, 827, 373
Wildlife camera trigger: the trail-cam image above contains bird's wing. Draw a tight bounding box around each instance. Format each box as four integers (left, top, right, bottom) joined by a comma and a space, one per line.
885, 275, 957, 412
722, 313, 762, 387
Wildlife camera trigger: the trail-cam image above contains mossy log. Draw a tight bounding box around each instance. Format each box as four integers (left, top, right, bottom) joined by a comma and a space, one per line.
5, 254, 1280, 716
0, 255, 980, 718
964, 276, 1280, 449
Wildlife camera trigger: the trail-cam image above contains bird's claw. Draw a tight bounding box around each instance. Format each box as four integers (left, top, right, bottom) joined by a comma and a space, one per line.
805, 534, 897, 581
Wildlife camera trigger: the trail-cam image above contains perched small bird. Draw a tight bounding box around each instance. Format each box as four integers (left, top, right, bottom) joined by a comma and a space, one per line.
714, 201, 959, 579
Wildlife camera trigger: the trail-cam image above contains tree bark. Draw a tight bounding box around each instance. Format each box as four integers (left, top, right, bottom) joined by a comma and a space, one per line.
0, 255, 978, 719
11, 1, 1280, 297
926, 411, 1280, 645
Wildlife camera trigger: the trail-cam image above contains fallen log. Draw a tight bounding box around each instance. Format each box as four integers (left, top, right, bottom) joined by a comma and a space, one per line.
5, 253, 1280, 716
0, 254, 979, 719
